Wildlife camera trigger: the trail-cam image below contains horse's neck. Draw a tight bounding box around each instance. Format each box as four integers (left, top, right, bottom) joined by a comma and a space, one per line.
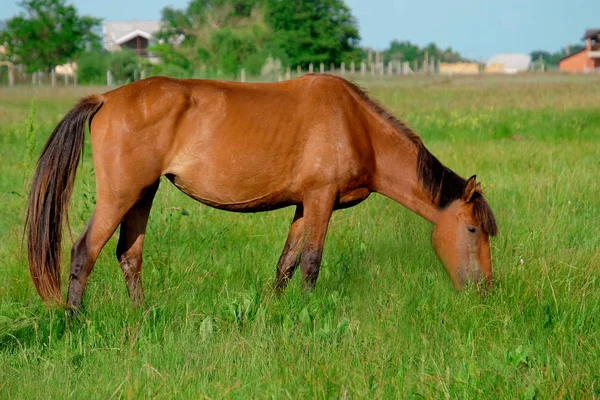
371, 128, 441, 225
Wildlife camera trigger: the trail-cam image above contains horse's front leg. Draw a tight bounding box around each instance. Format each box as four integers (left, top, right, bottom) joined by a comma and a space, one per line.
299, 190, 336, 291
274, 206, 304, 293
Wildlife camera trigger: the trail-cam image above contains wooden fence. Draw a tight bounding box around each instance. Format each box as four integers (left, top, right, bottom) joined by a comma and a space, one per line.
237, 58, 445, 83
2, 55, 454, 87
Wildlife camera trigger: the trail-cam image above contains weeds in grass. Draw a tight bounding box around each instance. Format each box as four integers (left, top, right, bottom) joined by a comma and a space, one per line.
23, 98, 37, 171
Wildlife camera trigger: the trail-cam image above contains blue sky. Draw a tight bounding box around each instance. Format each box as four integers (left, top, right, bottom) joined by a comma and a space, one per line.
1, 0, 598, 60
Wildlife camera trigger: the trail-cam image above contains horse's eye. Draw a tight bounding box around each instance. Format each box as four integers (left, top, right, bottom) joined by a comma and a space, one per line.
467, 227, 476, 233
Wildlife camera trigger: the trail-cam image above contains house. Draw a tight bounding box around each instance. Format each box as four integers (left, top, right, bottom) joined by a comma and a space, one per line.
559, 29, 600, 73
103, 20, 160, 63
485, 54, 531, 74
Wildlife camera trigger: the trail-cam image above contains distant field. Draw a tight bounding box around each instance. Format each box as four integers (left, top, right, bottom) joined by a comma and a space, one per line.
1, 74, 599, 398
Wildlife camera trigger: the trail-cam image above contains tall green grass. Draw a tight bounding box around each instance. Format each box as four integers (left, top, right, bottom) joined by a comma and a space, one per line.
0, 75, 599, 398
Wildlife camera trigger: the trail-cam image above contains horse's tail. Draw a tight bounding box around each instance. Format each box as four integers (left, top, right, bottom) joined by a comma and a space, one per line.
26, 95, 104, 305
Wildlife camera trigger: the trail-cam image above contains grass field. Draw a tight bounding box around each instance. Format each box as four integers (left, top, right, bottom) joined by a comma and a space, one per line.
1, 74, 599, 398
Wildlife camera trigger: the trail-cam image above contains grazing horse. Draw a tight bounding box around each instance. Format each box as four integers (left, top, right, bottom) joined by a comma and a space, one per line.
27, 74, 497, 309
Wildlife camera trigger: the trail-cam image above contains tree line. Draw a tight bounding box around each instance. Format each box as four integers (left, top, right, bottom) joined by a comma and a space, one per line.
1, 0, 531, 84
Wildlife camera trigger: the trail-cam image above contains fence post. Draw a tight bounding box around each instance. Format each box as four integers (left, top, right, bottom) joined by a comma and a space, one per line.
387, 61, 393, 76
38, 71, 42, 86
330, 62, 335, 74
297, 65, 302, 76
286, 67, 291, 80
141, 69, 146, 79
320, 63, 324, 73
370, 63, 375, 77
51, 68, 56, 86
8, 64, 15, 87
107, 70, 113, 86
309, 63, 313, 73
341, 62, 346, 76
350, 61, 355, 75
240, 68, 246, 82
361, 62, 366, 77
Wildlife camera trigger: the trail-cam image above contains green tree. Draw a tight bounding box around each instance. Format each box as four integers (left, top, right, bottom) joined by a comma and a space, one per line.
531, 44, 586, 68
266, 0, 360, 68
0, 0, 101, 72
77, 51, 109, 84
382, 40, 466, 64
107, 50, 141, 83
383, 40, 420, 63
154, 0, 270, 76
530, 50, 554, 67
153, 0, 361, 75
78, 50, 144, 84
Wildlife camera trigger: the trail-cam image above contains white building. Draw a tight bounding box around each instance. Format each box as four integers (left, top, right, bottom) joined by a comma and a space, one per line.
485, 54, 532, 74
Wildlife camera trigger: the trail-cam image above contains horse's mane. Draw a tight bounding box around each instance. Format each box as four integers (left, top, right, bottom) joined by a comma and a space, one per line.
341, 78, 497, 236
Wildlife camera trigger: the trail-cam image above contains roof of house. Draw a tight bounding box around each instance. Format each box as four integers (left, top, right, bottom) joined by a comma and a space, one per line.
486, 54, 532, 71
114, 29, 153, 45
104, 20, 160, 49
582, 29, 600, 40
559, 48, 586, 62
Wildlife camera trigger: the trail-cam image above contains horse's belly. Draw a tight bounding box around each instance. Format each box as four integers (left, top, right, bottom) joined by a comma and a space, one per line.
165, 157, 298, 212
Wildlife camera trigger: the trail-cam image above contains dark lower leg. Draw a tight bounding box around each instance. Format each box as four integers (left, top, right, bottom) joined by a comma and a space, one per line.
274, 206, 304, 292
67, 230, 94, 310
299, 191, 335, 291
118, 252, 144, 304
301, 248, 324, 291
67, 210, 120, 309
116, 181, 158, 305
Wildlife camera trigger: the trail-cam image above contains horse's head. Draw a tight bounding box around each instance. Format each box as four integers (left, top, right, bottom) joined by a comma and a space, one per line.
432, 175, 498, 290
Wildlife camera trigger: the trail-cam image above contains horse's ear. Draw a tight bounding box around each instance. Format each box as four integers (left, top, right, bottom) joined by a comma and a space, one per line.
463, 175, 481, 202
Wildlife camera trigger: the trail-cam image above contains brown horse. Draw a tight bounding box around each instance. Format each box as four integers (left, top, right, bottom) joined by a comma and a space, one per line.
27, 74, 497, 309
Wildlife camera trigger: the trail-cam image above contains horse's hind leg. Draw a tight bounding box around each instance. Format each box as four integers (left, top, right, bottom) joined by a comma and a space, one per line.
274, 206, 304, 293
116, 180, 159, 305
67, 201, 135, 310
67, 180, 159, 310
